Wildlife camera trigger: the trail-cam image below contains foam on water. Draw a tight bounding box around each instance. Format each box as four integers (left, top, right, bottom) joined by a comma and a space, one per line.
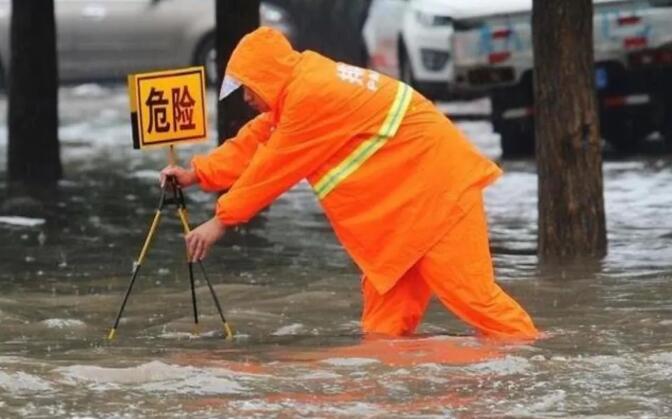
320, 357, 380, 367
0, 356, 30, 365
59, 122, 126, 147
583, 355, 629, 377
297, 370, 342, 380
57, 361, 186, 385
156, 330, 217, 340
643, 352, 672, 380
647, 352, 672, 363
141, 371, 248, 395
271, 323, 305, 336
0, 371, 53, 393
55, 361, 248, 395
0, 216, 46, 227
128, 170, 160, 181
230, 399, 383, 417
69, 84, 110, 97
40, 319, 86, 329
310, 401, 382, 416
506, 390, 567, 417
466, 355, 532, 375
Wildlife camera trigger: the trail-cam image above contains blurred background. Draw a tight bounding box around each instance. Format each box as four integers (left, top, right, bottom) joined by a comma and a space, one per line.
3, 0, 671, 155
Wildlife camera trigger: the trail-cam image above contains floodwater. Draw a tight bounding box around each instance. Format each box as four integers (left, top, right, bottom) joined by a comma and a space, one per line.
0, 86, 671, 418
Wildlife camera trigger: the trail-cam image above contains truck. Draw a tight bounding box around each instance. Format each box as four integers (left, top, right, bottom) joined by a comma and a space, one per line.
451, 0, 672, 156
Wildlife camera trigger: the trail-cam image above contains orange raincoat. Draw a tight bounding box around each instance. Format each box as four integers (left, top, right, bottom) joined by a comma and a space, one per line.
191, 27, 538, 339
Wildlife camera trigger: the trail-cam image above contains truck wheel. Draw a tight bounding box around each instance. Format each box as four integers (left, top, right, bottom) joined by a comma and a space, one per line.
662, 95, 672, 150
490, 81, 535, 158
601, 117, 642, 153
663, 112, 672, 150
498, 121, 535, 157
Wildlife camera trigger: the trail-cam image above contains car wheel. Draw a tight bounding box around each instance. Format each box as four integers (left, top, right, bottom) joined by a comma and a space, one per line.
194, 35, 218, 87
498, 121, 535, 158
602, 116, 642, 153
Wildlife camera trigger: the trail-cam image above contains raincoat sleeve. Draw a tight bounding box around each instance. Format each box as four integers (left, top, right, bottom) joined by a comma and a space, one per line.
190, 112, 274, 192
213, 99, 352, 225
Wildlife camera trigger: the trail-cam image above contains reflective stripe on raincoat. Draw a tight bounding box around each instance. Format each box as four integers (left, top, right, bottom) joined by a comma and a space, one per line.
191, 27, 502, 294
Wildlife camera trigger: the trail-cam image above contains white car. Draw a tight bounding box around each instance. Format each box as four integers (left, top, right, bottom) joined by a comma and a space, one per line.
364, 0, 452, 99
0, 0, 295, 89
363, 0, 512, 99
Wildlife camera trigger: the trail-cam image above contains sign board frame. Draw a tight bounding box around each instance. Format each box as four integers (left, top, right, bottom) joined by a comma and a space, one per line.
128, 66, 208, 150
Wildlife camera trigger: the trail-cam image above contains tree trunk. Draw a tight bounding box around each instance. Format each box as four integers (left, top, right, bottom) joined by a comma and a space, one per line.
215, 0, 259, 143
7, 0, 61, 184
532, 0, 607, 261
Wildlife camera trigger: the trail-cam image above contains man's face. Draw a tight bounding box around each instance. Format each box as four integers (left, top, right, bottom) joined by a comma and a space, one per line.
243, 86, 270, 112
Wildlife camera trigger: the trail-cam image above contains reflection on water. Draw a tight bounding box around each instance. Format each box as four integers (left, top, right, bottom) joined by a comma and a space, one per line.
0, 86, 671, 417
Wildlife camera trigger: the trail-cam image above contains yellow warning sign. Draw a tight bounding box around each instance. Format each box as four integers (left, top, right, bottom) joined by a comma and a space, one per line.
128, 67, 208, 149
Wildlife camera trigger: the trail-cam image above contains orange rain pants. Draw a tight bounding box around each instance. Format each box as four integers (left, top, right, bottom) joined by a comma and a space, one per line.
361, 188, 538, 339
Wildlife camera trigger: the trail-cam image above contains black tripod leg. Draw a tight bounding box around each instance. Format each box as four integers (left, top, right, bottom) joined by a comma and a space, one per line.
108, 264, 141, 340
108, 208, 164, 340
198, 262, 234, 339
168, 178, 201, 335
172, 177, 234, 339
108, 186, 167, 341
188, 261, 199, 334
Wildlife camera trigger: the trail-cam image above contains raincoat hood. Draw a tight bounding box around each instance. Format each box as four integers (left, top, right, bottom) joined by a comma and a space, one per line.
224, 26, 301, 111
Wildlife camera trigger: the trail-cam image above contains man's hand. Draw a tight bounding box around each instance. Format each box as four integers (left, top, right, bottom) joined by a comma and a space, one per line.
185, 217, 227, 262
160, 165, 198, 188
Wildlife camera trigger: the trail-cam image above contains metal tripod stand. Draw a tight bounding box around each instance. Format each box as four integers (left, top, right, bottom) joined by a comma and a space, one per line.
107, 176, 234, 340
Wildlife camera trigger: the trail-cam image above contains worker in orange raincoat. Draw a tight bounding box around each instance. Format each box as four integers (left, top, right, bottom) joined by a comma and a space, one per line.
161, 27, 539, 339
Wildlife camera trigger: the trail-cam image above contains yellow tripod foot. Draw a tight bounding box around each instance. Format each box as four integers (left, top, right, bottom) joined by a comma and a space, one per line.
223, 322, 235, 340
107, 328, 117, 341
191, 324, 201, 337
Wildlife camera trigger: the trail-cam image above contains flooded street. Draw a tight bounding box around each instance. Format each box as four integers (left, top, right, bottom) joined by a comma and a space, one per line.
1, 85, 671, 418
